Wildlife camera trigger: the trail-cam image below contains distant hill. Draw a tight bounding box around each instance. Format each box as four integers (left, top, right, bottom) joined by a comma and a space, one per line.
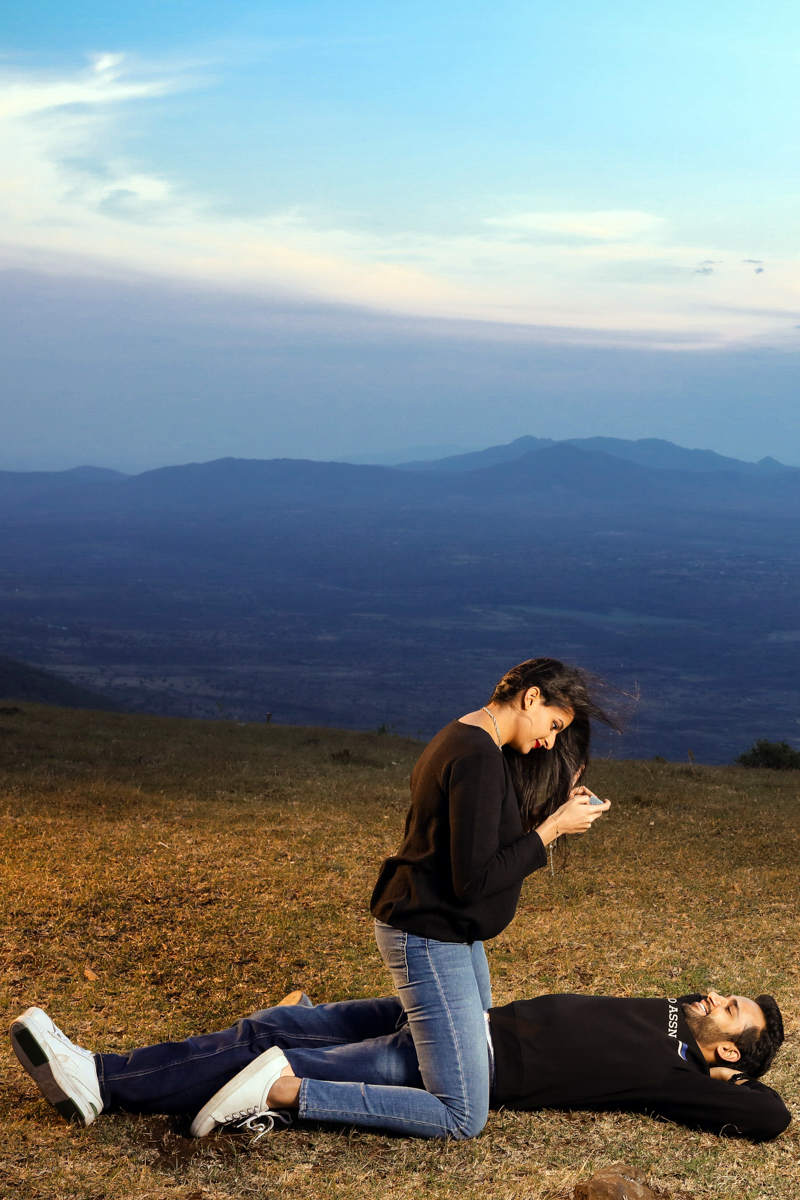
0, 654, 123, 711
395, 435, 557, 472
396, 435, 794, 476
566, 438, 791, 475
66, 466, 129, 481
0, 456, 439, 517
3, 443, 799, 525
442, 443, 800, 510
1, 441, 792, 518
0, 465, 127, 505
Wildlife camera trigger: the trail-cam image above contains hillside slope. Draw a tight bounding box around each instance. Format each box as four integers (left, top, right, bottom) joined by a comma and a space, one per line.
0, 653, 123, 711
0, 703, 797, 1200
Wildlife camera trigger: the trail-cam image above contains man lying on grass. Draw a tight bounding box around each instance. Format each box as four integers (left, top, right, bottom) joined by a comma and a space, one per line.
10, 985, 789, 1143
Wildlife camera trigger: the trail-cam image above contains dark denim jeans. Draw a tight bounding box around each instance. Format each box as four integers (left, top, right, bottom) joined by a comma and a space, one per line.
97, 927, 493, 1139
97, 995, 421, 1116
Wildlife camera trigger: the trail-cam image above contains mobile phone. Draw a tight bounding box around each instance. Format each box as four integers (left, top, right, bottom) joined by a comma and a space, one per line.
589, 794, 604, 805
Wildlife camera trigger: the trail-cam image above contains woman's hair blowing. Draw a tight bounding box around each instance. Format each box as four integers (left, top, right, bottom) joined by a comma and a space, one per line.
493, 657, 621, 833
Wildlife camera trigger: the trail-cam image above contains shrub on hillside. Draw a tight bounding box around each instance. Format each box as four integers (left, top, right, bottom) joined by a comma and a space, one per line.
735, 739, 800, 770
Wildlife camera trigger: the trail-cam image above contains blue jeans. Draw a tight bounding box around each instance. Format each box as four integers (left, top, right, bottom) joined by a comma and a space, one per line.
290, 925, 491, 1138
365, 921, 492, 1138
97, 928, 492, 1139
97, 995, 422, 1115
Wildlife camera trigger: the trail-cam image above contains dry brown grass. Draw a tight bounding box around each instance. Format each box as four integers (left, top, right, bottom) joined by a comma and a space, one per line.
0, 704, 798, 1200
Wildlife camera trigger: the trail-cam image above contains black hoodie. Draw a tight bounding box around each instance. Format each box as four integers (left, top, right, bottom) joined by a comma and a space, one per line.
488, 993, 790, 1140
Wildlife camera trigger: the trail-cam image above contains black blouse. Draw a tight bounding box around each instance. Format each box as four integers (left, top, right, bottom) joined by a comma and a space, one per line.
370, 720, 547, 942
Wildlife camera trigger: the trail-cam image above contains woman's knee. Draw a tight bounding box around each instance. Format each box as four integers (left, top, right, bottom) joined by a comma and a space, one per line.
443, 1087, 489, 1140
449, 1105, 489, 1140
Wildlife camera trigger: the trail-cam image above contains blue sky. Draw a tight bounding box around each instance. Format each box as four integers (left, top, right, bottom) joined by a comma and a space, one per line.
2, 1, 800, 470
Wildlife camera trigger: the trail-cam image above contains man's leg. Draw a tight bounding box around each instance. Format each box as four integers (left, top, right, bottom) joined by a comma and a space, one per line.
97, 996, 417, 1115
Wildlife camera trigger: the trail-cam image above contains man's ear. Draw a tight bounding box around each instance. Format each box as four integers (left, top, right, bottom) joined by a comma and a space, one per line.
715, 1042, 741, 1065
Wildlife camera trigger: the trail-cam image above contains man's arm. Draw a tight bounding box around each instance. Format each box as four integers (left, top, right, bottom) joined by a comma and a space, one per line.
650, 1070, 790, 1141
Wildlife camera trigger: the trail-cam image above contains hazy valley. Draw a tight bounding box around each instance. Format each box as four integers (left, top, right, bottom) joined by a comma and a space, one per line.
2, 438, 800, 763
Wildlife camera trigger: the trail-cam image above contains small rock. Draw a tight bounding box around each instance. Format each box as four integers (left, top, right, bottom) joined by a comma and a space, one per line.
573, 1163, 657, 1200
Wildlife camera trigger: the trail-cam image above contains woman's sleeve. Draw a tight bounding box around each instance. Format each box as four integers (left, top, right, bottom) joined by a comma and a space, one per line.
448, 750, 547, 904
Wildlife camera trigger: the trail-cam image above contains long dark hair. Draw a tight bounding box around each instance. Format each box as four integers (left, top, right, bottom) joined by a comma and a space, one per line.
493, 657, 621, 832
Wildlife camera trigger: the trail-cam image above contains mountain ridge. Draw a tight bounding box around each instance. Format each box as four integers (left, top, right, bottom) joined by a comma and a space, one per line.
1, 434, 792, 509
395, 435, 795, 476
2, 442, 800, 521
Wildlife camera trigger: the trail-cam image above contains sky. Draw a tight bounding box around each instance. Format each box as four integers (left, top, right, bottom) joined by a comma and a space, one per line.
2, 1, 800, 471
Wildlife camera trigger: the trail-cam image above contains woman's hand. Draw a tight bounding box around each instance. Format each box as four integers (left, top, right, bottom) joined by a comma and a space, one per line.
560, 785, 611, 833
535, 786, 610, 845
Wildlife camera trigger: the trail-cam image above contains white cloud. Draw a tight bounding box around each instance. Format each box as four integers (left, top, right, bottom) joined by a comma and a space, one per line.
91, 53, 126, 75
0, 56, 798, 348
0, 55, 169, 120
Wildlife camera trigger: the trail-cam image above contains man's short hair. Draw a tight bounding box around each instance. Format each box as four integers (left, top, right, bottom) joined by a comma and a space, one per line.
728, 995, 784, 1077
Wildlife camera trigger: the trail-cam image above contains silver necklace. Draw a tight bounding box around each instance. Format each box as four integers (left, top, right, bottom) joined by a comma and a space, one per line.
481, 707, 503, 750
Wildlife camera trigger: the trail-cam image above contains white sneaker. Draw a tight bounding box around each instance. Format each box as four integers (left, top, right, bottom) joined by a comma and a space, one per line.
10, 1007, 102, 1126
190, 1045, 291, 1138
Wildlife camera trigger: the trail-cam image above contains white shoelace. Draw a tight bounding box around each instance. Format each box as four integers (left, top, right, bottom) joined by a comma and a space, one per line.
45, 1027, 94, 1065
224, 1107, 292, 1143
47, 1022, 94, 1061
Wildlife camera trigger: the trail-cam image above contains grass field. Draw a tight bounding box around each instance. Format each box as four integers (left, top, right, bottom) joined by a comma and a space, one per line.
0, 704, 797, 1200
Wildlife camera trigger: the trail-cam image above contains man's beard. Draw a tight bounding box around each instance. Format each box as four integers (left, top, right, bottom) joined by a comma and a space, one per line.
682, 1001, 726, 1046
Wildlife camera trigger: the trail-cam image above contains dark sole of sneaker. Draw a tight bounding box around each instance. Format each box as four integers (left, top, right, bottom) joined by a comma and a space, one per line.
13, 1027, 49, 1068
55, 1097, 85, 1123
10, 1024, 89, 1126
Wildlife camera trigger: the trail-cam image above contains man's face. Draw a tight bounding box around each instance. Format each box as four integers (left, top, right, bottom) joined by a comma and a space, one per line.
683, 990, 765, 1052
